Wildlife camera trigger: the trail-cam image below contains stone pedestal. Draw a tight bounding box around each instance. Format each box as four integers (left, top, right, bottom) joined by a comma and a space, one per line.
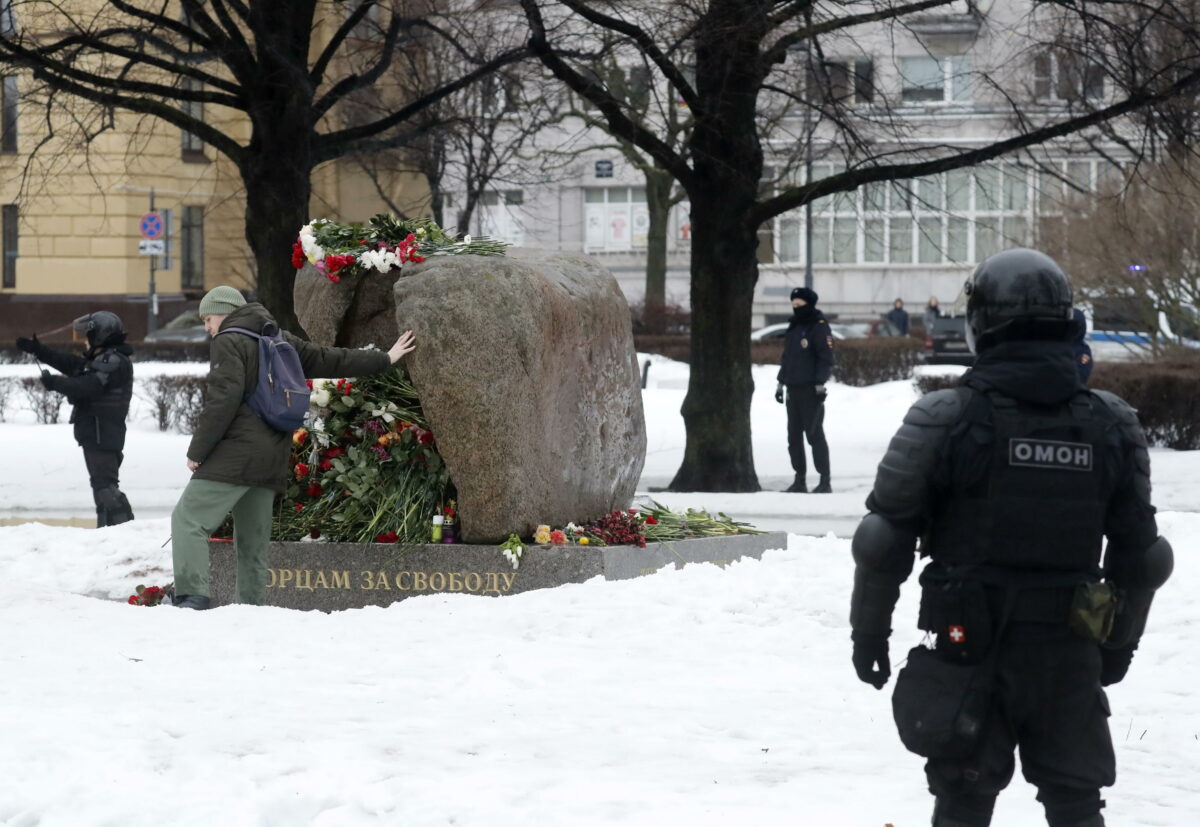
208, 532, 787, 611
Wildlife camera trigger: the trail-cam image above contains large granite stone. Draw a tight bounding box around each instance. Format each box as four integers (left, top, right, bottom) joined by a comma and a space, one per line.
208, 533, 787, 611
293, 249, 647, 543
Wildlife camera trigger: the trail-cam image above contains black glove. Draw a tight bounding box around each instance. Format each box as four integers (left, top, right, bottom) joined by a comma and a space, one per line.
39, 370, 59, 391
774, 383, 785, 404
16, 335, 39, 354
1100, 644, 1136, 686
852, 632, 890, 690
814, 383, 828, 403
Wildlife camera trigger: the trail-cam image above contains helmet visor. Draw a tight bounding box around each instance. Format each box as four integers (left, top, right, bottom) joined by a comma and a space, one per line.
71, 314, 94, 333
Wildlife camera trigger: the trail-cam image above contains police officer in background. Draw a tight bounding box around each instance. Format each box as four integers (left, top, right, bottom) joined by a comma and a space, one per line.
16, 311, 136, 526
775, 286, 833, 493
848, 249, 1172, 827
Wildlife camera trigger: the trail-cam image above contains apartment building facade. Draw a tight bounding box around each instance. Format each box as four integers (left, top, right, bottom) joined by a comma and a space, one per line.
458, 2, 1124, 328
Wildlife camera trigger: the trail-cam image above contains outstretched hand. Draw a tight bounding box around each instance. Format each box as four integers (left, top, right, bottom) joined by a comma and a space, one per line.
387, 330, 416, 364
16, 335, 39, 354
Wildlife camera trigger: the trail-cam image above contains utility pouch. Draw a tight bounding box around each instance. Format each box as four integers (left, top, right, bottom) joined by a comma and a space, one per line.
918, 571, 993, 664
1068, 581, 1117, 643
892, 645, 992, 760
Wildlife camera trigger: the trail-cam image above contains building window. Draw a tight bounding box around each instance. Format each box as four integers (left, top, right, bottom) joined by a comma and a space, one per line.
773, 159, 1045, 266
900, 55, 971, 103
810, 58, 874, 105
583, 186, 648, 252
180, 77, 204, 155
1033, 51, 1105, 102
2, 204, 17, 288
477, 189, 526, 247
1, 75, 16, 153
181, 205, 204, 290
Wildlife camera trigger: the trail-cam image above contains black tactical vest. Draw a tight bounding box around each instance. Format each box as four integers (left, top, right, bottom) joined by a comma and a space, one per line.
71, 349, 134, 451
926, 386, 1110, 574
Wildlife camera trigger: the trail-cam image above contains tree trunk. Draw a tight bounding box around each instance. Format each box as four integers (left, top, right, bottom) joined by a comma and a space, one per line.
667, 186, 761, 492
242, 154, 312, 336
667, 1, 767, 492
643, 167, 673, 333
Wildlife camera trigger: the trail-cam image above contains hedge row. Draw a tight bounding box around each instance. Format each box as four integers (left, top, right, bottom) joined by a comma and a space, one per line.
634, 334, 924, 387
913, 347, 1200, 449
0, 374, 208, 432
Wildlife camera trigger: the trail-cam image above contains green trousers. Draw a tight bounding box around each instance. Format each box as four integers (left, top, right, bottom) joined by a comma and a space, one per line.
171, 478, 276, 605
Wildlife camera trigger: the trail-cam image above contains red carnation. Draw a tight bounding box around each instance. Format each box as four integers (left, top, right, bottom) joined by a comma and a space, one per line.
291, 240, 306, 269
306, 482, 324, 497
374, 530, 399, 543
295, 463, 310, 479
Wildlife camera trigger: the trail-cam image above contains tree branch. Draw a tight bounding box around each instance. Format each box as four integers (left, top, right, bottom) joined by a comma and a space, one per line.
519, 0, 696, 190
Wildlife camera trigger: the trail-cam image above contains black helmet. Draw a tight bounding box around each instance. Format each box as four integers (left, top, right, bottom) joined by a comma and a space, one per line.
73, 311, 126, 348
964, 248, 1073, 353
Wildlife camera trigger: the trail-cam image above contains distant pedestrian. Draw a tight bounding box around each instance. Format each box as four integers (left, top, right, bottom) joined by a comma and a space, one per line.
924, 296, 942, 331
887, 298, 910, 336
1072, 307, 1093, 384
170, 286, 417, 610
775, 286, 833, 493
16, 312, 135, 527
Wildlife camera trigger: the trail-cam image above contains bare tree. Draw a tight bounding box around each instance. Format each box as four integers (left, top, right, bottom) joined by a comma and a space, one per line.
518, 0, 1200, 492
1042, 159, 1200, 342
0, 0, 524, 332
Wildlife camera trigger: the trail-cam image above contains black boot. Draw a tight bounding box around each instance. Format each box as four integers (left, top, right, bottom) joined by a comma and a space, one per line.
812, 476, 832, 493
173, 594, 212, 610
784, 474, 807, 493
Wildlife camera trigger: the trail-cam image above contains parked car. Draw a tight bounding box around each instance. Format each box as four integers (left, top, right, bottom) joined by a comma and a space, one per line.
922, 315, 975, 366
143, 310, 207, 343
750, 319, 897, 341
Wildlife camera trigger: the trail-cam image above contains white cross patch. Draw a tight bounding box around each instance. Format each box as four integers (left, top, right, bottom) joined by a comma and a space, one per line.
948, 625, 966, 644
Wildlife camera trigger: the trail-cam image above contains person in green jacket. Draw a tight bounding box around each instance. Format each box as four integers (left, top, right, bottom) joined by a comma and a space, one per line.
171, 285, 417, 610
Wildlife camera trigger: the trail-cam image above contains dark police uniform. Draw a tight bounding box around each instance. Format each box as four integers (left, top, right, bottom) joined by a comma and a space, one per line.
778, 299, 833, 491
21, 318, 135, 527
849, 249, 1170, 827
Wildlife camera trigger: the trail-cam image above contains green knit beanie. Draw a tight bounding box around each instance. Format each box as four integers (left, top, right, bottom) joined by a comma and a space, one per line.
198, 285, 247, 317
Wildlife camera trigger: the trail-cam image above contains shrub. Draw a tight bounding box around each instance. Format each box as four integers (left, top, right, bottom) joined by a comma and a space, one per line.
20, 378, 64, 424
913, 372, 963, 396
138, 375, 208, 433
1091, 348, 1200, 449
630, 300, 690, 335
832, 338, 924, 387
0, 377, 12, 421
913, 348, 1200, 450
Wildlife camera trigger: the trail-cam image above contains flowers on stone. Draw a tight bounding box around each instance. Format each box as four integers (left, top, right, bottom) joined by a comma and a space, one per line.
549, 529, 568, 546
533, 524, 552, 544
289, 215, 507, 284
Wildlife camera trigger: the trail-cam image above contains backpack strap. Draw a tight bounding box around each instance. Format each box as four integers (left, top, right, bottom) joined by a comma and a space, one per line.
214, 326, 264, 340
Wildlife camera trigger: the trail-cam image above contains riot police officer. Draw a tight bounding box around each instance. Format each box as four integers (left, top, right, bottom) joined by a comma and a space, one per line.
17, 311, 136, 526
848, 249, 1172, 827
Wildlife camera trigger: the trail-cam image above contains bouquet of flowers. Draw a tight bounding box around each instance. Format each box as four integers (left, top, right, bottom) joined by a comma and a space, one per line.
272, 364, 453, 544
294, 213, 508, 283
127, 584, 168, 606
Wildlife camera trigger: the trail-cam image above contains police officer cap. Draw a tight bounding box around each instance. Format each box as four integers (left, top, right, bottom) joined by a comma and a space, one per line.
790, 287, 819, 305
72, 310, 126, 347
964, 248, 1073, 353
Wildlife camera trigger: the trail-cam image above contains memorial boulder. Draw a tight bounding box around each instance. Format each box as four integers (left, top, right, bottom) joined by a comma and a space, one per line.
294, 248, 646, 542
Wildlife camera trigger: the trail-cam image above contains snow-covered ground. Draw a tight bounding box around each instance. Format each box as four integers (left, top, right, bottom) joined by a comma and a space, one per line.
0, 356, 1196, 826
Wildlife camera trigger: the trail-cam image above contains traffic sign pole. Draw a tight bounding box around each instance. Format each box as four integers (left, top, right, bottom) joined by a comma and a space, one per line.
146, 190, 158, 335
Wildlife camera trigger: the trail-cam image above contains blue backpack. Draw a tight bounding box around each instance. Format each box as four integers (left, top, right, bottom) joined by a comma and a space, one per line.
216, 323, 310, 432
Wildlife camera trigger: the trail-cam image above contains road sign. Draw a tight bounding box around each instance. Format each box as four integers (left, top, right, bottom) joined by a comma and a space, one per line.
139, 212, 164, 239
139, 240, 165, 255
